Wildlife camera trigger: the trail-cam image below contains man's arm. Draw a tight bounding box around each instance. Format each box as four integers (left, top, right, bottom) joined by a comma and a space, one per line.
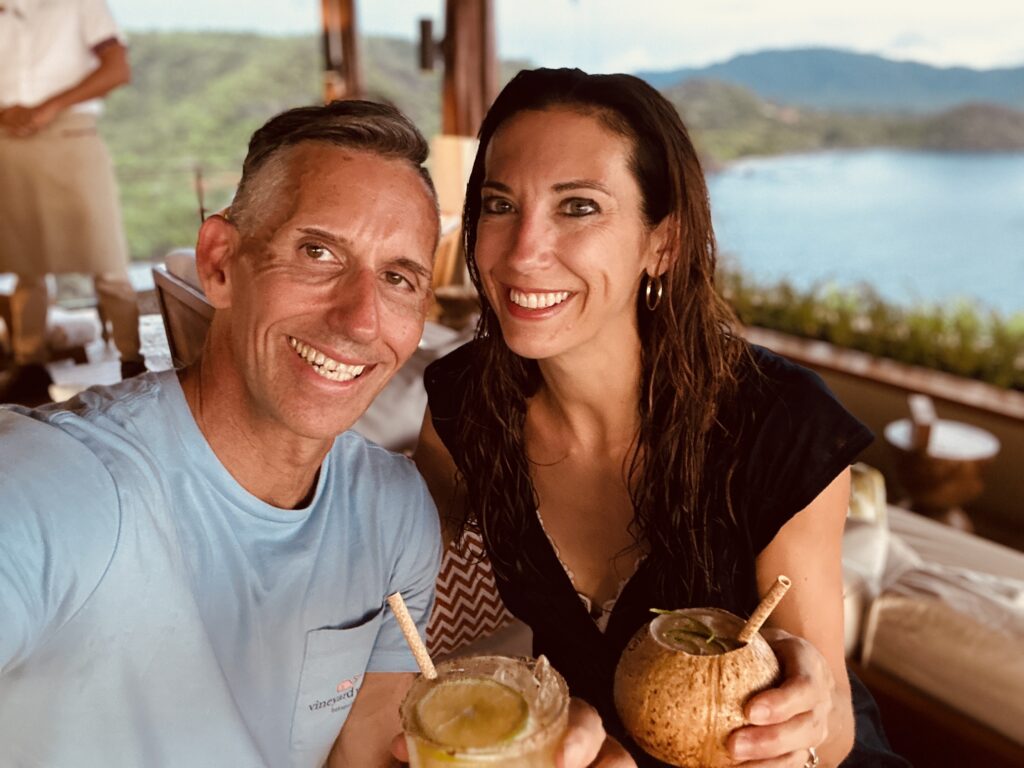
0, 40, 130, 137
0, 413, 120, 670
327, 672, 413, 767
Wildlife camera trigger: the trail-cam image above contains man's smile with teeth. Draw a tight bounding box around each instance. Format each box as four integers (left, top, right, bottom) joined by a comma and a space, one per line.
288, 337, 367, 382
509, 288, 571, 309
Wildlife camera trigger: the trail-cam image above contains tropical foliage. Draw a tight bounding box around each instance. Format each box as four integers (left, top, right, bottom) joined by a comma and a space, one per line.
721, 270, 1024, 391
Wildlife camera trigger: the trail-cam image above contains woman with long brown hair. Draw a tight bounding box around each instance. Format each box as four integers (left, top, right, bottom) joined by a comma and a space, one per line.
415, 68, 906, 767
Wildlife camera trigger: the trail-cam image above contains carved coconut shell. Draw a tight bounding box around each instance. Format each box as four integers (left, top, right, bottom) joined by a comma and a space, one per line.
613, 608, 780, 767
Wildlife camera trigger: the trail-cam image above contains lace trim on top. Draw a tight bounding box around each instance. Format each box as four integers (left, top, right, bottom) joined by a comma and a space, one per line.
534, 509, 641, 633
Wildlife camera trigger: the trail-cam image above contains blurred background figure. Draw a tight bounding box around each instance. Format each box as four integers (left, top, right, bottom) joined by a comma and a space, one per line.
0, 0, 143, 406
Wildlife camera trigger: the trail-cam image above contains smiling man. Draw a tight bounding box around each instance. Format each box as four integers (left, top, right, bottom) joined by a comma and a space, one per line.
0, 102, 443, 767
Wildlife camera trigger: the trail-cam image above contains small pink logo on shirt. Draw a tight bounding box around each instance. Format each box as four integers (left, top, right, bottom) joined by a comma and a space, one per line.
336, 674, 361, 693
308, 674, 364, 713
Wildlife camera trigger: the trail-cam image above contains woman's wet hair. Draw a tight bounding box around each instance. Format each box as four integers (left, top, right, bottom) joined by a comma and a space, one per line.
450, 68, 750, 599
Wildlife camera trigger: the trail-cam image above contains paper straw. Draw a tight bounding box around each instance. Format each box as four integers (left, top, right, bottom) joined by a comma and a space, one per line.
738, 575, 792, 644
387, 592, 437, 680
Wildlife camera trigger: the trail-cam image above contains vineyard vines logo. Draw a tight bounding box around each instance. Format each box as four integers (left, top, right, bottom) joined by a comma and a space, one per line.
307, 674, 363, 713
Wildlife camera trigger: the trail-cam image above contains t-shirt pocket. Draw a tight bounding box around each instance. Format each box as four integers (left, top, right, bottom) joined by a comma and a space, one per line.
289, 609, 384, 758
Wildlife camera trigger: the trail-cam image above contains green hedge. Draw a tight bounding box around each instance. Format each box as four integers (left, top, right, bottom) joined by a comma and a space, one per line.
720, 270, 1024, 392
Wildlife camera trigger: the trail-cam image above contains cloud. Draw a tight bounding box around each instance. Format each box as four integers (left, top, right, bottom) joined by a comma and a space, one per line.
602, 47, 659, 74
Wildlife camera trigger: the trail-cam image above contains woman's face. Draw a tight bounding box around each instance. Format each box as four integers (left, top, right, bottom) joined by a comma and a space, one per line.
475, 107, 666, 363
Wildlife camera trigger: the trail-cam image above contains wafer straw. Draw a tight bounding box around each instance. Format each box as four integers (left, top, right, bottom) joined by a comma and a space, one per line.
387, 592, 437, 680
738, 575, 792, 643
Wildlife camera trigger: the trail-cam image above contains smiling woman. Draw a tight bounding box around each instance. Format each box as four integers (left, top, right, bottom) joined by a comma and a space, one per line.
474, 107, 668, 364
414, 67, 912, 768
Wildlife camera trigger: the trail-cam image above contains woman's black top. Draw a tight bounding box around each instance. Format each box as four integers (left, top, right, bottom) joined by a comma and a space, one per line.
424, 341, 910, 766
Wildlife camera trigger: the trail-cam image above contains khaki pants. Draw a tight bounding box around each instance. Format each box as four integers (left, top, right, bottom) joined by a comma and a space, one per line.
10, 272, 140, 365
1, 110, 140, 365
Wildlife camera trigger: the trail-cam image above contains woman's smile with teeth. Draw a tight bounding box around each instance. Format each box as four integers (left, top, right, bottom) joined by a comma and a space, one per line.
288, 337, 367, 382
508, 288, 571, 310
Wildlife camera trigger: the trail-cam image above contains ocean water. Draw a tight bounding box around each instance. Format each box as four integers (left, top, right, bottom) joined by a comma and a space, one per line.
707, 149, 1024, 316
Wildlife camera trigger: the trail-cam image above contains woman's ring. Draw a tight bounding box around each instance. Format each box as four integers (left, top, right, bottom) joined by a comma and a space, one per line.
803, 746, 820, 768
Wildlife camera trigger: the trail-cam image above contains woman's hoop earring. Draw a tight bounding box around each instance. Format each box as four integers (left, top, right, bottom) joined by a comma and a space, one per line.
644, 273, 664, 311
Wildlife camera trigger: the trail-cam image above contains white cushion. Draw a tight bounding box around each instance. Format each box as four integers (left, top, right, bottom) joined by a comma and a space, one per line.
841, 467, 891, 656
861, 589, 1024, 744
860, 507, 1024, 744
843, 517, 891, 600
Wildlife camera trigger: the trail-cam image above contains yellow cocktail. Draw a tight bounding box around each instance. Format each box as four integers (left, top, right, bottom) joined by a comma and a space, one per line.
400, 655, 569, 767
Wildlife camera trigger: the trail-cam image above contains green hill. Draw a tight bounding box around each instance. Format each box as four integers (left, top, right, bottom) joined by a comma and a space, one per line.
667, 79, 1024, 163
103, 32, 323, 260
103, 32, 455, 260
916, 104, 1024, 150
102, 31, 527, 260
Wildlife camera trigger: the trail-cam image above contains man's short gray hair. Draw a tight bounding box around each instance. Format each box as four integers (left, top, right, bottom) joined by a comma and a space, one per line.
228, 100, 437, 234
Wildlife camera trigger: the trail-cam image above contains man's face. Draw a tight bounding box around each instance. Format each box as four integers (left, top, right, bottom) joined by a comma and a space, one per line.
222, 143, 438, 442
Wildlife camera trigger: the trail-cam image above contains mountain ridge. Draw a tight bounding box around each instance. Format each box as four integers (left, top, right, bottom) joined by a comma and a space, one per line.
638, 48, 1024, 114
664, 78, 1024, 163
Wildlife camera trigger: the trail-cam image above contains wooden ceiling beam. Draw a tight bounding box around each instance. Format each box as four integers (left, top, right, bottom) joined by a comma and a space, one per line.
442, 0, 497, 137
321, 0, 362, 102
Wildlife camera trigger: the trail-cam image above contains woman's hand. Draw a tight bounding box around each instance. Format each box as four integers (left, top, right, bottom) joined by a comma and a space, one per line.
557, 697, 636, 767
725, 629, 833, 767
391, 697, 636, 767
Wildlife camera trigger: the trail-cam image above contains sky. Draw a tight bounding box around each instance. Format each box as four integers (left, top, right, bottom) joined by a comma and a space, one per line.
108, 0, 1024, 73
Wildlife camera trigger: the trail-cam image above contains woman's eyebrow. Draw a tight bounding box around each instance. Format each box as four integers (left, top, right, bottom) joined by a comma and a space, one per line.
552, 179, 612, 195
481, 179, 613, 195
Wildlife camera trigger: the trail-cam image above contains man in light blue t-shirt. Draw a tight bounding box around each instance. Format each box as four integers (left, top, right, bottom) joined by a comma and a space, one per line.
0, 101, 446, 768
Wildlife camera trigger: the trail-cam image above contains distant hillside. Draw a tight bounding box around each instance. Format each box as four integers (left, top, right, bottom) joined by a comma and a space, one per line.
640, 48, 1024, 114
103, 31, 527, 260
101, 32, 437, 261
668, 79, 1024, 162
916, 103, 1024, 150
103, 32, 322, 260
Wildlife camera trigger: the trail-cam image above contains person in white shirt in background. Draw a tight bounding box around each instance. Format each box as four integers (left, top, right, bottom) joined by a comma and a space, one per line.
0, 0, 144, 406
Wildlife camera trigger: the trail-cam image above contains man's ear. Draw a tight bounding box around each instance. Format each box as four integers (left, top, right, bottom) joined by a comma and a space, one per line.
195, 215, 240, 309
646, 216, 677, 277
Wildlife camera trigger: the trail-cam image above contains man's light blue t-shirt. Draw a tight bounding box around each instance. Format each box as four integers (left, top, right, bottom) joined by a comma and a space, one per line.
0, 371, 441, 767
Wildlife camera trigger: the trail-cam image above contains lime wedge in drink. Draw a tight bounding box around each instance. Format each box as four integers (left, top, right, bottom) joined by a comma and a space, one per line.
656, 614, 743, 656
415, 676, 530, 748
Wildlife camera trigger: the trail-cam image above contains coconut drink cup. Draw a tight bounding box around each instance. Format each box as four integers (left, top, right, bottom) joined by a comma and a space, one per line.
613, 577, 791, 767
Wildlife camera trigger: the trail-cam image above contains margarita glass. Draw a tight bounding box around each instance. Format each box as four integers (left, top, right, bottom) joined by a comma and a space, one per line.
400, 655, 569, 767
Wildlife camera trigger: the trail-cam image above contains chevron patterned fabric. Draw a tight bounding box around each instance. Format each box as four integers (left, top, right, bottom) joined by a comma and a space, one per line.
427, 529, 513, 657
